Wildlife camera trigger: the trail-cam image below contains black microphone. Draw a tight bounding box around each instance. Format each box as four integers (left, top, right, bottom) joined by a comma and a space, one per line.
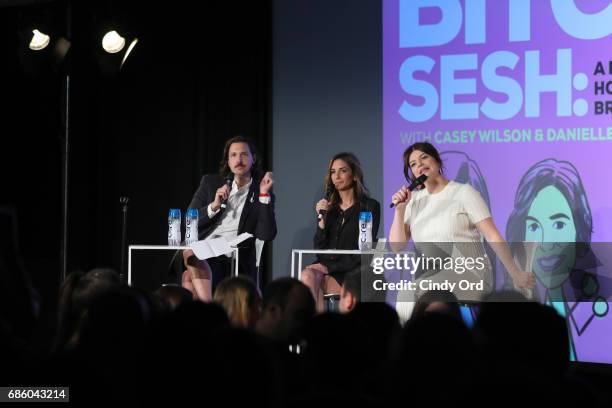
389, 174, 428, 208
317, 185, 334, 221
220, 174, 233, 209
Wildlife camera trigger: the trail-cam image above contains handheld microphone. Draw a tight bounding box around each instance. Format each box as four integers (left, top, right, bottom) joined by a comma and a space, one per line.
317, 185, 334, 221
220, 173, 233, 209
389, 174, 428, 208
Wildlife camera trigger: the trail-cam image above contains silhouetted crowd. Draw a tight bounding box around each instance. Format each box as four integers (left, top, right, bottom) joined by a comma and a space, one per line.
1, 263, 610, 407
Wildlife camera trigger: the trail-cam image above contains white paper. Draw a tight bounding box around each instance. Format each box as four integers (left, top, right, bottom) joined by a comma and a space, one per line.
190, 238, 230, 259
207, 237, 232, 257
228, 232, 253, 247
190, 240, 214, 260
189, 233, 253, 260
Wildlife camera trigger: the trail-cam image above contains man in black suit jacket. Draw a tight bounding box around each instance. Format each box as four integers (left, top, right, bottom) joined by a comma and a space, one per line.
181, 136, 277, 300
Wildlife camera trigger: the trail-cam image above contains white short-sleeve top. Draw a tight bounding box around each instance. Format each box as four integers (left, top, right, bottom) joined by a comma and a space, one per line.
403, 181, 491, 243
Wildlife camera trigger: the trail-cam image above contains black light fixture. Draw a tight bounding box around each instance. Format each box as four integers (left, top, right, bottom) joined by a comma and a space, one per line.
102, 28, 139, 70
94, 12, 138, 76
17, 3, 71, 77
15, 0, 140, 281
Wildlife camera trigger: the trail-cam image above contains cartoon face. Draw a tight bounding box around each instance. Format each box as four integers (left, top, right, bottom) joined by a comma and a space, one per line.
525, 186, 577, 289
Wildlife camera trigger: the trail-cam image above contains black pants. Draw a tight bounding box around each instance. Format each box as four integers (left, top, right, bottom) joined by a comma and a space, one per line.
207, 255, 234, 294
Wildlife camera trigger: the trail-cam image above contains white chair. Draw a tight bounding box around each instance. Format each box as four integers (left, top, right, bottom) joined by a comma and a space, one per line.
255, 239, 265, 288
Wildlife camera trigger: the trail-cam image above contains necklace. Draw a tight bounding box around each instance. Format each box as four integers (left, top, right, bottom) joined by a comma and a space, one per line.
341, 200, 354, 210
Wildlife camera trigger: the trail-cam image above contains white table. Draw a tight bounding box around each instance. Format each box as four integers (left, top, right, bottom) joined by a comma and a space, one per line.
128, 245, 239, 285
290, 242, 415, 280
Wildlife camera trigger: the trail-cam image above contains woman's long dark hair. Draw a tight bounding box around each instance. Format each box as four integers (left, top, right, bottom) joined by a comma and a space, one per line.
52, 268, 121, 354
323, 152, 370, 207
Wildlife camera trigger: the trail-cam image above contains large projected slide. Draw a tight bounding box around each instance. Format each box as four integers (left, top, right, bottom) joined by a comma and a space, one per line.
383, 0, 612, 363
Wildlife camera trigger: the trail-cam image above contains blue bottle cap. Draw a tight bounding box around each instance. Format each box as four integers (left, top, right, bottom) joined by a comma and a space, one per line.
168, 208, 181, 218
359, 211, 372, 221
187, 208, 199, 218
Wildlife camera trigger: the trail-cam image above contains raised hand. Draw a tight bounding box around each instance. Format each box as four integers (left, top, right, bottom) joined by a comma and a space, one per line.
391, 186, 411, 209
260, 171, 274, 194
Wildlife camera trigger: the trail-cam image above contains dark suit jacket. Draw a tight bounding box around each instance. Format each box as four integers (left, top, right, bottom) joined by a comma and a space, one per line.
313, 197, 380, 284
188, 174, 277, 279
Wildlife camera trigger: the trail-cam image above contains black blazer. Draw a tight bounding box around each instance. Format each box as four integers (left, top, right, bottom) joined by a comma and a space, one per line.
314, 197, 380, 283
188, 174, 277, 278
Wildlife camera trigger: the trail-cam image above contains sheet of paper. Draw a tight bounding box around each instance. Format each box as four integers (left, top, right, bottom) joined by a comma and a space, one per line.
190, 233, 254, 259
228, 232, 253, 247
207, 237, 233, 257
190, 240, 215, 260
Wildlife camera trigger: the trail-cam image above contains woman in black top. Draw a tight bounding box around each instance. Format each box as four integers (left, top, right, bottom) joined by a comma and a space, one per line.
301, 152, 380, 312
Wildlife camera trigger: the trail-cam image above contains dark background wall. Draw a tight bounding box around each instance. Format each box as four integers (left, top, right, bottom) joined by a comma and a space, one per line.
0, 0, 272, 331
272, 0, 383, 278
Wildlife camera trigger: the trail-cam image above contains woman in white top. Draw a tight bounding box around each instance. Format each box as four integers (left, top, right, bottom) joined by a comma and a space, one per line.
389, 142, 535, 300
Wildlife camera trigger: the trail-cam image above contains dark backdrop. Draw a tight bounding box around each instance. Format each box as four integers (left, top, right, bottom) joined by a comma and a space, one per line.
0, 0, 272, 326
272, 0, 383, 278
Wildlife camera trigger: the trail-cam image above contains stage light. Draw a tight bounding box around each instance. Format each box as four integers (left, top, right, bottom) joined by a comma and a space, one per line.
18, 3, 71, 77
29, 29, 50, 51
96, 26, 138, 76
91, 0, 140, 76
102, 30, 125, 53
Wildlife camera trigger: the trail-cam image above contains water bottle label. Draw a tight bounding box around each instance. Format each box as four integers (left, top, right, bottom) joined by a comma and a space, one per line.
185, 221, 198, 244
168, 218, 181, 246
186, 229, 197, 244
185, 209, 199, 245
185, 219, 191, 241
358, 212, 373, 250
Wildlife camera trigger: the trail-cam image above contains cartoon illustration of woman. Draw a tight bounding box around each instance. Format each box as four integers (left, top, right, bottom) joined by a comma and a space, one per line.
506, 158, 609, 360
440, 151, 491, 209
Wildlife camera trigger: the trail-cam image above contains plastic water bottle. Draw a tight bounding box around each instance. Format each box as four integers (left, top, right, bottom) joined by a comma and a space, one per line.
185, 208, 199, 245
358, 211, 373, 251
168, 209, 182, 246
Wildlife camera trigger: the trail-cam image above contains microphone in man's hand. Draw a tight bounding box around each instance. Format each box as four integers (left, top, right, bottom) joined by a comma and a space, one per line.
389, 174, 428, 208
317, 185, 335, 221
220, 173, 233, 209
